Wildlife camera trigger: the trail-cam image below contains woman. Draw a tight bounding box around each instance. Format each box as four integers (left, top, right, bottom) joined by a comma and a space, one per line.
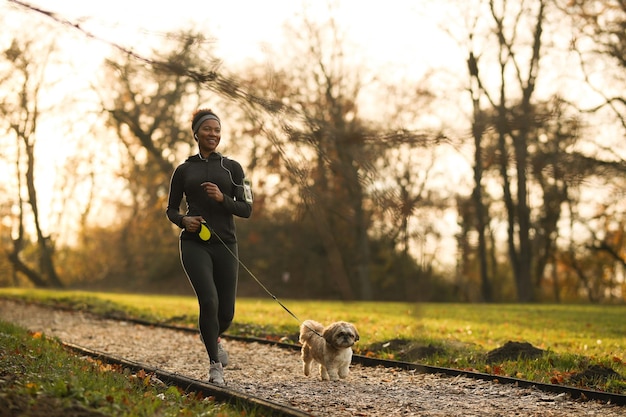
166, 108, 253, 385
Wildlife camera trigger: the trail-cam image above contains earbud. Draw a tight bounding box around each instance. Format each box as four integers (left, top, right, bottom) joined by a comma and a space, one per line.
194, 134, 198, 139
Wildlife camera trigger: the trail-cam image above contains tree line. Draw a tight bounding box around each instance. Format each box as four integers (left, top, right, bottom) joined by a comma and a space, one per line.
0, 0, 625, 303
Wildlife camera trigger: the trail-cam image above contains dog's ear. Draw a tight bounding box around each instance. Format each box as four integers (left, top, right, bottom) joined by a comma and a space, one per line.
322, 322, 340, 344
347, 323, 359, 341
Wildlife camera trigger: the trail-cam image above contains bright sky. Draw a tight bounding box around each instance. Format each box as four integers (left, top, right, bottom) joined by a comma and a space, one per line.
19, 0, 462, 76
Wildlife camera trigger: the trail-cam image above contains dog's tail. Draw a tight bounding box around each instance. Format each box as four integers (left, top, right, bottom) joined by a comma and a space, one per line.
299, 319, 323, 344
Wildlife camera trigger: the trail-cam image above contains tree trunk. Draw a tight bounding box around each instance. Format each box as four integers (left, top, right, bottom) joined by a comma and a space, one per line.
24, 139, 63, 288
468, 63, 492, 302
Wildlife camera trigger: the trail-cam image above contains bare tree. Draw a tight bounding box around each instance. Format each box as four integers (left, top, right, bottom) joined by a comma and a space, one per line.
456, 0, 549, 302
84, 31, 216, 286
560, 0, 626, 129
230, 13, 446, 300
0, 36, 63, 287
262, 16, 375, 300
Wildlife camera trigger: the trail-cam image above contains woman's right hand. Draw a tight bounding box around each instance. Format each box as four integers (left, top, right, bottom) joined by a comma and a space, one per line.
182, 216, 205, 233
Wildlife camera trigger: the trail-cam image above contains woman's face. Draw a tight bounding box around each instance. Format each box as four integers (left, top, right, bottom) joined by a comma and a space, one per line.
197, 119, 221, 154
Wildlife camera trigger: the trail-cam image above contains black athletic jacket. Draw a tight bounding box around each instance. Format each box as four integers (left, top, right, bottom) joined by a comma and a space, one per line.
166, 152, 252, 244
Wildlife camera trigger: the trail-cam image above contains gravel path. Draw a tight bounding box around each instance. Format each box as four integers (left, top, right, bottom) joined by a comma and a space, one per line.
1, 299, 624, 417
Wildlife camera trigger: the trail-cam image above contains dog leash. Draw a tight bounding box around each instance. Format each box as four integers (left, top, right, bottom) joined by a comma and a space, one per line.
210, 229, 324, 338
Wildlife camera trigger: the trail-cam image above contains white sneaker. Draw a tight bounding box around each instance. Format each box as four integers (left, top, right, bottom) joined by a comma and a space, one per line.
209, 362, 225, 385
217, 339, 229, 367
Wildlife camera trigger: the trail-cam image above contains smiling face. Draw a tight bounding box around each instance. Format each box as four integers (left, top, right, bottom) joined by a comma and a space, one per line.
196, 118, 221, 157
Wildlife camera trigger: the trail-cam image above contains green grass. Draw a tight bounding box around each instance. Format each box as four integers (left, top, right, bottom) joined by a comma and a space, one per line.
1, 288, 625, 395
0, 319, 258, 416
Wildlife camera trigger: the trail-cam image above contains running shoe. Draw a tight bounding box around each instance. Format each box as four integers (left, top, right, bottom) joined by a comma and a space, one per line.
208, 361, 225, 385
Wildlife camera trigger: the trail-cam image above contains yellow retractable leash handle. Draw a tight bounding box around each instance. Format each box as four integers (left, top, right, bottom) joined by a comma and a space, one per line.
199, 221, 211, 241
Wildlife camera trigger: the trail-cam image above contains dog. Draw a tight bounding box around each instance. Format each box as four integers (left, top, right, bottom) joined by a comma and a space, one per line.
299, 319, 359, 381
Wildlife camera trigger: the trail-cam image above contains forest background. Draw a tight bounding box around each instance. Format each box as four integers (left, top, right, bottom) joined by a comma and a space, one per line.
1, 0, 625, 303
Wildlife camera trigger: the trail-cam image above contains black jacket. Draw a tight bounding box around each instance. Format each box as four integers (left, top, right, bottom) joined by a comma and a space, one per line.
166, 152, 252, 244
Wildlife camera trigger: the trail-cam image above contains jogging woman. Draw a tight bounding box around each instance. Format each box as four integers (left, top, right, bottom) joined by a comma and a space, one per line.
166, 108, 253, 385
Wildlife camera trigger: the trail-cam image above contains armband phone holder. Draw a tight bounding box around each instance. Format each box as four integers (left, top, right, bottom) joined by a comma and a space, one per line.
243, 178, 253, 204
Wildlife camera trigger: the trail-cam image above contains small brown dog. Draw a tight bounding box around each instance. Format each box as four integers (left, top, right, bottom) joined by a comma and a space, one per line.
299, 319, 359, 381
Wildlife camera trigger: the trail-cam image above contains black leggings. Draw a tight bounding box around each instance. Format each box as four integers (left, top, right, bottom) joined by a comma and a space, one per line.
180, 239, 238, 363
